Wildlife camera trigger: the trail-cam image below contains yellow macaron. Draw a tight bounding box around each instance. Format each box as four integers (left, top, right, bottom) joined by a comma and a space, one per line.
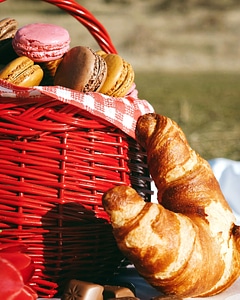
98, 52, 134, 97
0, 56, 43, 87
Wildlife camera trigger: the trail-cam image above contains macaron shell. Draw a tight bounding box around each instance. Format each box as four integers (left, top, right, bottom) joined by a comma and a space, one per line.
0, 56, 43, 87
40, 57, 63, 85
83, 50, 107, 92
14, 65, 43, 87
96, 49, 107, 57
12, 23, 70, 62
0, 56, 33, 80
40, 57, 63, 77
54, 46, 106, 92
108, 59, 129, 96
112, 60, 135, 97
99, 54, 125, 95
0, 18, 18, 40
107, 59, 130, 97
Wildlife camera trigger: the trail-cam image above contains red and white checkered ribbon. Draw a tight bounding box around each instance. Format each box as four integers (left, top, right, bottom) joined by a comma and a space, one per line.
0, 80, 154, 139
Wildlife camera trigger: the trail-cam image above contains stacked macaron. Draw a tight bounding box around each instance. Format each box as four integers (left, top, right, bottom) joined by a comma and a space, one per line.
53, 47, 135, 96
12, 22, 71, 86
0, 19, 136, 97
12, 23, 70, 62
97, 51, 135, 97
0, 21, 71, 87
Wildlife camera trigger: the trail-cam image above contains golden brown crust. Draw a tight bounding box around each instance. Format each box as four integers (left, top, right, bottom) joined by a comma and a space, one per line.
103, 113, 240, 297
103, 186, 227, 297
136, 113, 232, 215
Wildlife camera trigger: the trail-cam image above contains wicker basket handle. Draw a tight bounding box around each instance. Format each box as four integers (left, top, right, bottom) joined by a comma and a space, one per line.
42, 0, 117, 54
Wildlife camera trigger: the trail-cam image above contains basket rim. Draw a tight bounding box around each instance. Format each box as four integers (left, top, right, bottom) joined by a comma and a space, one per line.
0, 79, 154, 139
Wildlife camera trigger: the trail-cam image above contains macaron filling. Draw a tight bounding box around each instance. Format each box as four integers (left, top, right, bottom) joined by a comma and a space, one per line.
112, 60, 134, 97
99, 54, 124, 95
109, 59, 129, 96
13, 46, 70, 62
83, 50, 107, 92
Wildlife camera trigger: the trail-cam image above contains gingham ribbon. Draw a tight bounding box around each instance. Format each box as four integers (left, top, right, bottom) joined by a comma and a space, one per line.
0, 80, 154, 139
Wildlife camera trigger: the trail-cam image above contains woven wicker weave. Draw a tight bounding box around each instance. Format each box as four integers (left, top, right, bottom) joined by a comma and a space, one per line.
0, 0, 152, 297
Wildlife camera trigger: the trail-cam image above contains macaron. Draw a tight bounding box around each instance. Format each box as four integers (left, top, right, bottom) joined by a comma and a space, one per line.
0, 56, 43, 87
54, 46, 107, 92
98, 52, 135, 97
0, 17, 18, 64
40, 57, 63, 85
12, 23, 70, 62
0, 17, 18, 39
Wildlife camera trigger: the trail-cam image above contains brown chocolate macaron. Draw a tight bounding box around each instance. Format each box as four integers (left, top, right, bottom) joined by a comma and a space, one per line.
54, 46, 107, 92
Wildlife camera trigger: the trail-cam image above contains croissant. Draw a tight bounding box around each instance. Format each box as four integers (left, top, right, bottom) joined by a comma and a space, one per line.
102, 113, 240, 298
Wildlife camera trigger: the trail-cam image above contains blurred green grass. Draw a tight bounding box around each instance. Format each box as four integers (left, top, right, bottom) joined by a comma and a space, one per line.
135, 71, 240, 161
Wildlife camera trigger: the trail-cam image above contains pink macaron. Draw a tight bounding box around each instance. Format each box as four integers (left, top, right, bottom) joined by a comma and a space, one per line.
12, 23, 70, 62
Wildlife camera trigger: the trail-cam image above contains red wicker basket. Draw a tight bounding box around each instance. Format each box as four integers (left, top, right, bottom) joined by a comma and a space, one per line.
0, 0, 153, 298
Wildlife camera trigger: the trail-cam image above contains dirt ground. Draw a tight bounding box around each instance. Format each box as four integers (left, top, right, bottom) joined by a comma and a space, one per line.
1, 0, 240, 72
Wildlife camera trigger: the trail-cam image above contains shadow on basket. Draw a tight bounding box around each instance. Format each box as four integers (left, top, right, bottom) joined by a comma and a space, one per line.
35, 202, 124, 297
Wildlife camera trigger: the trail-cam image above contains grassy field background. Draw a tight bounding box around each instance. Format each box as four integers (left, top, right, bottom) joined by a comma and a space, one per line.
1, 0, 240, 160
136, 71, 240, 160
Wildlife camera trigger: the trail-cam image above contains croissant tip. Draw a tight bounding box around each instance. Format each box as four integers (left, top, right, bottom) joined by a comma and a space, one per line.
102, 185, 134, 211
136, 113, 160, 148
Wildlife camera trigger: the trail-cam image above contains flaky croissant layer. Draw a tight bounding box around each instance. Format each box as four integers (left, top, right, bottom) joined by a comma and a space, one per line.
102, 113, 240, 298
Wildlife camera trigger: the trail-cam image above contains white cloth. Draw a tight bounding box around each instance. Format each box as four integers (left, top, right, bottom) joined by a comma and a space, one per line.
209, 158, 240, 225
